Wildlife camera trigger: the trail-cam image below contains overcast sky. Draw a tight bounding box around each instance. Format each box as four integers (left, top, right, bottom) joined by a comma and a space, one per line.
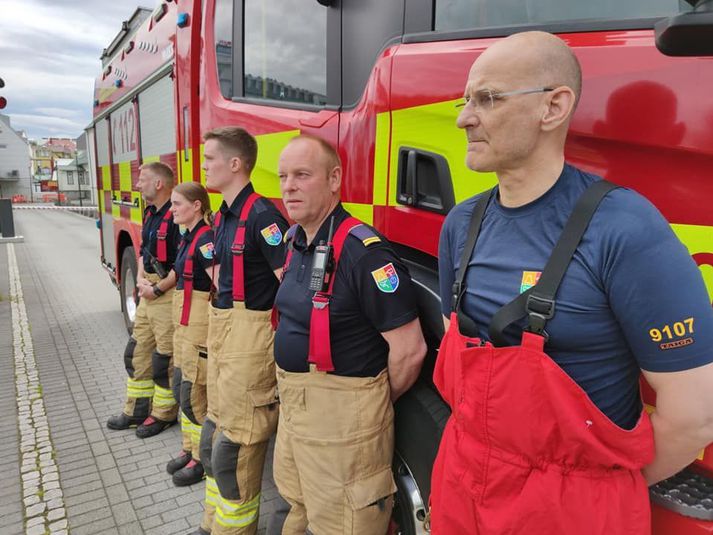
0, 0, 158, 140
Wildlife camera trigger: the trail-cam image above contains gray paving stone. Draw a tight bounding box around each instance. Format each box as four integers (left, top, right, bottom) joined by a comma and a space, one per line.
49, 518, 68, 531
112, 500, 139, 525
26, 523, 47, 535
118, 521, 144, 535
26, 501, 47, 518
47, 506, 67, 521
26, 515, 45, 528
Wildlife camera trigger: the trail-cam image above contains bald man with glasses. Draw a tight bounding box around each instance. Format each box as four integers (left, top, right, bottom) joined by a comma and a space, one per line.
431, 31, 713, 534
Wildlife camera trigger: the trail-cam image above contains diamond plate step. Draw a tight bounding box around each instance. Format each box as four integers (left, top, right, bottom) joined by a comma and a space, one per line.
650, 468, 713, 521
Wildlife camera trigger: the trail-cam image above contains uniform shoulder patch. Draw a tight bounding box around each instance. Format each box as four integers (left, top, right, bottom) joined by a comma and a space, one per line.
199, 242, 215, 259
349, 224, 381, 247
371, 262, 399, 293
260, 223, 283, 246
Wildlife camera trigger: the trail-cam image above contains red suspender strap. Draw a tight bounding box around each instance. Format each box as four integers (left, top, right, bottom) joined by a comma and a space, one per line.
156, 209, 173, 262
231, 192, 261, 302
180, 225, 212, 326
308, 216, 362, 372
211, 211, 222, 289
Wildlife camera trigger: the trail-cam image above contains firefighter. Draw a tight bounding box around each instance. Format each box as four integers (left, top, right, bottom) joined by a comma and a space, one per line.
193, 127, 289, 535
106, 161, 182, 438
272, 135, 427, 534
432, 31, 713, 534
165, 182, 216, 487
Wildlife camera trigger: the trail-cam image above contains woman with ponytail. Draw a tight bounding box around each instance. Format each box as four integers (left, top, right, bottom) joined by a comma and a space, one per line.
165, 182, 217, 488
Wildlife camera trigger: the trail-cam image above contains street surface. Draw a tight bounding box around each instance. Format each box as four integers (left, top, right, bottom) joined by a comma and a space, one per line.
0, 208, 279, 534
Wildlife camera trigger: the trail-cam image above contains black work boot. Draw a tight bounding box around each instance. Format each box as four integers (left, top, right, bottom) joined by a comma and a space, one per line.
106, 413, 145, 430
172, 459, 205, 486
136, 416, 176, 438
191, 528, 210, 535
166, 450, 192, 475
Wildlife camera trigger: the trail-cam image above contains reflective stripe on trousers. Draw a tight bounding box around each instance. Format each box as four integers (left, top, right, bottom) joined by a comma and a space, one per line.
153, 384, 176, 407
215, 493, 260, 529
126, 378, 154, 399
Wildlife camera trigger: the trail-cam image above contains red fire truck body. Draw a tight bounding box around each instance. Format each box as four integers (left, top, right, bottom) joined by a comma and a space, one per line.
88, 1, 713, 532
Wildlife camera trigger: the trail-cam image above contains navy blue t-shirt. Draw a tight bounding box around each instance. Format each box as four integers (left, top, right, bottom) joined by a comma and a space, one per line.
439, 164, 713, 429
213, 183, 289, 310
174, 220, 215, 292
141, 200, 181, 273
274, 204, 419, 377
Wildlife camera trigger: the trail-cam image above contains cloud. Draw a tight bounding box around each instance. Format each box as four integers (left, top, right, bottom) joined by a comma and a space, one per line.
0, 0, 158, 139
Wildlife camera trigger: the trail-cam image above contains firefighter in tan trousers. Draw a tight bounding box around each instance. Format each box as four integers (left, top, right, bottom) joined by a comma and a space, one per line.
107, 162, 181, 438
271, 135, 427, 534
192, 127, 289, 535
166, 182, 217, 486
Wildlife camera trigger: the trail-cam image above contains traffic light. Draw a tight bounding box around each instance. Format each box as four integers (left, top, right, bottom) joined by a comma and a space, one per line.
0, 78, 6, 109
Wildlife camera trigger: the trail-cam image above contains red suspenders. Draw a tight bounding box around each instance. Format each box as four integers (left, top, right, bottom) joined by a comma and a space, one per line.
212, 192, 261, 303
307, 217, 361, 372
156, 209, 173, 262
231, 193, 260, 302
274, 217, 368, 372
180, 224, 212, 326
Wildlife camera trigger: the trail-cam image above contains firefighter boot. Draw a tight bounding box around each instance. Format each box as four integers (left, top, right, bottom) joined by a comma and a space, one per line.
173, 459, 205, 487
167, 450, 192, 475
107, 397, 150, 430
136, 415, 176, 438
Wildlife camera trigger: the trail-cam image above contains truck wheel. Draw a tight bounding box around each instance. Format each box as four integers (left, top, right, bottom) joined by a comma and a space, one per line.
392, 380, 450, 534
120, 247, 138, 334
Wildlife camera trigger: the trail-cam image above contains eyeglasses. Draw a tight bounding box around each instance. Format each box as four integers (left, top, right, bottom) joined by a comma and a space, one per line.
456, 87, 554, 111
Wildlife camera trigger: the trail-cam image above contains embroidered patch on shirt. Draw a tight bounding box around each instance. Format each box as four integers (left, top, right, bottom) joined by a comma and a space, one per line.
520, 271, 541, 293
261, 223, 283, 246
199, 242, 215, 259
371, 262, 399, 293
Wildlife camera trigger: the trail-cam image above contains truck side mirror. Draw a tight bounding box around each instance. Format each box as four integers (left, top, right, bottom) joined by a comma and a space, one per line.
655, 0, 713, 56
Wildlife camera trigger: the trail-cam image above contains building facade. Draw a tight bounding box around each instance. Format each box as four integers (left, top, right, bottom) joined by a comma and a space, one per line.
0, 113, 31, 199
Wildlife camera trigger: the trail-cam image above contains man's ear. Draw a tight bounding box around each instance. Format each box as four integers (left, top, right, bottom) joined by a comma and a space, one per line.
328, 166, 342, 193
154, 178, 164, 191
230, 156, 243, 174
541, 86, 576, 132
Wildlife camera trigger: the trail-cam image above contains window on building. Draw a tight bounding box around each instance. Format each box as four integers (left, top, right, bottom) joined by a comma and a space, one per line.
434, 0, 687, 31
215, 0, 234, 98
79, 171, 89, 186
243, 0, 327, 106
0, 144, 7, 149
66, 171, 74, 185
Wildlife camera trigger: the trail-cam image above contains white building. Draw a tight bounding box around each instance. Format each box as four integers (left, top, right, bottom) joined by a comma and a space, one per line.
54, 157, 93, 205
0, 113, 31, 199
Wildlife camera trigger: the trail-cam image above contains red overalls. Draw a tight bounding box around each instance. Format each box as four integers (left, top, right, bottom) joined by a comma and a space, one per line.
430, 181, 655, 534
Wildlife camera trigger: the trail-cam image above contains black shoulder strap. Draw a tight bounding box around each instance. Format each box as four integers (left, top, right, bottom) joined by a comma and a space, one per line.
488, 180, 618, 346
452, 188, 496, 337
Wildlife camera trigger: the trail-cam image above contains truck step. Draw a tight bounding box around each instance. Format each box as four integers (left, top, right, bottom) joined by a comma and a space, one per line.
650, 468, 713, 521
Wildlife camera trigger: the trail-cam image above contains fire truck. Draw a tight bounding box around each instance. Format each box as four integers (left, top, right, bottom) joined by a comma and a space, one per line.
87, 1, 713, 532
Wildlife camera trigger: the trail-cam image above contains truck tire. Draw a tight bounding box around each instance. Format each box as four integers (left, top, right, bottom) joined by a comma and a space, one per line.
392, 380, 450, 534
120, 247, 139, 334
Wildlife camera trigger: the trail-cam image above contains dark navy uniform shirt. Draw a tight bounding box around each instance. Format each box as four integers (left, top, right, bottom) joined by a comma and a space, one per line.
174, 220, 215, 292
439, 163, 713, 429
213, 183, 289, 310
274, 204, 419, 377
141, 200, 181, 273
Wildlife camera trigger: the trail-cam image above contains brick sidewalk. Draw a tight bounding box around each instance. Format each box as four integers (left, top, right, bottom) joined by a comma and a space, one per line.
1, 210, 281, 534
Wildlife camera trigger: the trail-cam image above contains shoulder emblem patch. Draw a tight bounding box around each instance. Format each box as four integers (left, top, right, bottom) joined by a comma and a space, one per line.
261, 223, 283, 246
199, 242, 215, 260
371, 262, 399, 293
520, 271, 541, 294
